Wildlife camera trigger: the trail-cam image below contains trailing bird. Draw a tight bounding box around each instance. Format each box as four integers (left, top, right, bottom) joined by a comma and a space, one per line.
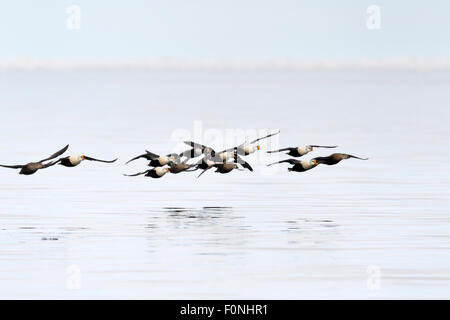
267, 158, 319, 173
0, 145, 69, 175
312, 153, 368, 165
267, 145, 337, 157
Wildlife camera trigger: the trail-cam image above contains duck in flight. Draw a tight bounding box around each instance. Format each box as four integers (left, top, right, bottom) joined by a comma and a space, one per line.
218, 130, 281, 158
180, 142, 215, 160
197, 152, 253, 178
168, 158, 198, 174
124, 166, 170, 178
312, 153, 368, 165
0, 144, 69, 175
267, 158, 318, 173
267, 145, 337, 157
183, 129, 280, 163
55, 155, 117, 167
125, 150, 179, 167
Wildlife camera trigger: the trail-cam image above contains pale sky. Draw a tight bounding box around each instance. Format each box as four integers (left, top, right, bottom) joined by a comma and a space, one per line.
1, 0, 449, 60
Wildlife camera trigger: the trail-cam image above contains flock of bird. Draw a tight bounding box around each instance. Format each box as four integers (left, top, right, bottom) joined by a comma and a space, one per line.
0, 130, 368, 177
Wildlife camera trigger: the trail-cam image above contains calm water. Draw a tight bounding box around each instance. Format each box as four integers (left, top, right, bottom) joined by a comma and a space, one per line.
0, 70, 449, 299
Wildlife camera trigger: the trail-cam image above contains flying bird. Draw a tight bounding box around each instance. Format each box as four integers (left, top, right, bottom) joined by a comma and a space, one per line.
55, 155, 117, 167
124, 167, 170, 178
312, 153, 368, 165
196, 152, 252, 178
267, 158, 319, 173
168, 158, 198, 174
0, 145, 69, 175
183, 129, 280, 163
180, 142, 215, 159
267, 145, 337, 157
222, 130, 281, 157
125, 150, 179, 167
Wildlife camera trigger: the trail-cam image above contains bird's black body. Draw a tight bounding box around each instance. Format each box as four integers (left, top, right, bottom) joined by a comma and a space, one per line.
289, 163, 310, 172
58, 158, 76, 167
146, 169, 164, 178
148, 159, 163, 167
124, 167, 169, 178
286, 148, 303, 157
267, 158, 317, 173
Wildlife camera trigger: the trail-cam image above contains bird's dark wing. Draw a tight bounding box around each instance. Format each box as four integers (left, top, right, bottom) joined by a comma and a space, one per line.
267, 159, 300, 166
125, 151, 159, 164
39, 144, 69, 162
123, 169, 152, 177
145, 150, 161, 158
249, 130, 280, 144
236, 155, 253, 172
84, 156, 118, 163
219, 130, 281, 154
0, 164, 23, 169
344, 154, 369, 160
310, 145, 338, 148
197, 167, 212, 179
179, 148, 194, 158
183, 141, 209, 150
266, 147, 293, 153
41, 159, 61, 168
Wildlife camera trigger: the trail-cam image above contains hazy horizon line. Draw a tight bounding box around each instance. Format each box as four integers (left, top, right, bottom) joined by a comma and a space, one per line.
1, 57, 450, 71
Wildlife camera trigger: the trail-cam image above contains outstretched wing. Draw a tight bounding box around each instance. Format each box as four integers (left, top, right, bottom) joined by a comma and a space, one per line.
84, 156, 118, 163
179, 148, 195, 158
123, 169, 152, 177
125, 151, 159, 164
39, 144, 69, 162
197, 167, 212, 179
267, 159, 300, 166
0, 164, 23, 169
310, 145, 338, 148
344, 154, 369, 160
220, 130, 280, 154
183, 141, 209, 150
235, 155, 253, 172
266, 147, 293, 153
41, 159, 61, 168
249, 130, 280, 144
